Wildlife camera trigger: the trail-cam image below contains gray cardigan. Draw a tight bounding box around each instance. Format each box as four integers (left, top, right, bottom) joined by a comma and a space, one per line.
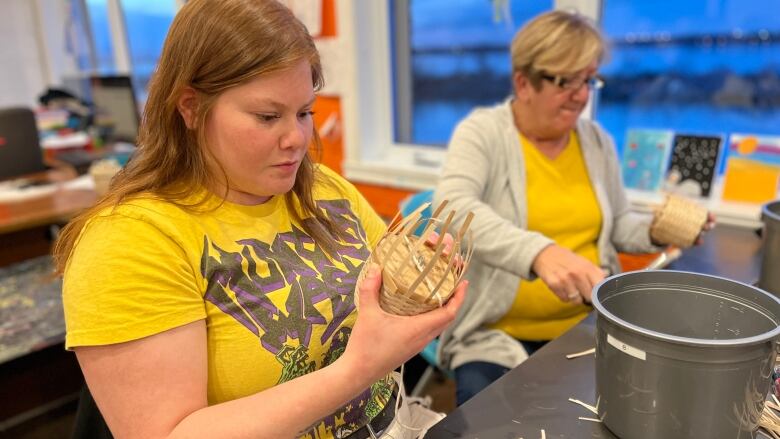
434, 100, 659, 370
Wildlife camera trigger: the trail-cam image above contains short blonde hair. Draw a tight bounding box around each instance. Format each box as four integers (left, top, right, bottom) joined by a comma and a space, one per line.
511, 10, 605, 86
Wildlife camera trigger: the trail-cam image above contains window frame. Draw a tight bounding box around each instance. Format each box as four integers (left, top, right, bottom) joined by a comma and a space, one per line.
338, 0, 599, 190
36, 0, 180, 95
339, 0, 761, 227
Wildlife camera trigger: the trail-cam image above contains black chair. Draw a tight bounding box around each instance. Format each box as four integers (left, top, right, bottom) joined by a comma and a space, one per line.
0, 107, 46, 180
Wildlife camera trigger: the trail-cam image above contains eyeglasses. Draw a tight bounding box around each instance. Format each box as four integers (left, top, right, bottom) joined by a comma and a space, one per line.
539, 73, 605, 91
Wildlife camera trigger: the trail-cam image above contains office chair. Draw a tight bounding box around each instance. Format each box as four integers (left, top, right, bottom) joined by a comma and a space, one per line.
0, 107, 46, 180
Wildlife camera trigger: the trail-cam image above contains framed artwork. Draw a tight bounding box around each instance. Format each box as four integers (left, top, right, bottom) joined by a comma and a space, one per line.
621, 129, 674, 191
722, 134, 780, 204
663, 134, 723, 198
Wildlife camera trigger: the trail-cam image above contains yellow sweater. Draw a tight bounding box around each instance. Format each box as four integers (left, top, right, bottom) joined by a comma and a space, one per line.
490, 132, 602, 341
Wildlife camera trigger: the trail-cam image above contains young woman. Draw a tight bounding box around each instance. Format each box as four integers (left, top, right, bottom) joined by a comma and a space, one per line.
55, 1, 465, 437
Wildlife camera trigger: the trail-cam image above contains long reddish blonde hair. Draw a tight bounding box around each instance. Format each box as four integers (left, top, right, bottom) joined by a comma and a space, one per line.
54, 0, 340, 273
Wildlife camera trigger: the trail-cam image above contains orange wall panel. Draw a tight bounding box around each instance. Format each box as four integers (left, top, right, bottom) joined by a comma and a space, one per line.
312, 96, 343, 174
319, 0, 337, 37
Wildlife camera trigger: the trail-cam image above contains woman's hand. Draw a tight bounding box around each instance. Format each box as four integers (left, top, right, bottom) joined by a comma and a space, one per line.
531, 244, 605, 304
424, 231, 464, 267
695, 212, 717, 245
425, 231, 454, 254
341, 263, 467, 384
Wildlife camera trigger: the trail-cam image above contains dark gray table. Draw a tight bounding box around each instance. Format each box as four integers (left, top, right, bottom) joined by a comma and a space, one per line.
426, 224, 765, 438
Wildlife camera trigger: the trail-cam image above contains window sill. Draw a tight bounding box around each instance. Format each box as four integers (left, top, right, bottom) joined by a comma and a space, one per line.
342, 143, 446, 191
344, 160, 764, 230
343, 160, 440, 191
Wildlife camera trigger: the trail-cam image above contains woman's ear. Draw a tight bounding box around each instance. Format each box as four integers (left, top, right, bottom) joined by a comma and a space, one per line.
513, 71, 531, 101
177, 87, 198, 129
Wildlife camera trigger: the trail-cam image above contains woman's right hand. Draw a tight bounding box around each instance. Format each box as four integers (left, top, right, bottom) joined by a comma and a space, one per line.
531, 244, 605, 304
340, 263, 467, 384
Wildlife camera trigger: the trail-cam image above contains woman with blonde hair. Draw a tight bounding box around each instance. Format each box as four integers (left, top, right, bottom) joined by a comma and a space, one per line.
56, 1, 465, 437
433, 9, 710, 405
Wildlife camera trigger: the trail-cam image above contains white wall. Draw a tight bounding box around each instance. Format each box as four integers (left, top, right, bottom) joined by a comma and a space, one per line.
0, 0, 47, 108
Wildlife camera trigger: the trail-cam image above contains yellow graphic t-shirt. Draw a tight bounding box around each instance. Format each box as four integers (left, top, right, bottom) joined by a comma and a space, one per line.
490, 132, 602, 341
63, 166, 393, 438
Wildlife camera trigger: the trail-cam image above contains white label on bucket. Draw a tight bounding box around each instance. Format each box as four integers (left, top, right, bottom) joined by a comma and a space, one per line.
607, 334, 646, 361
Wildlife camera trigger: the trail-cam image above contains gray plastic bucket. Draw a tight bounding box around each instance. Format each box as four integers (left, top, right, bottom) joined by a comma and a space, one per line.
593, 270, 780, 439
760, 201, 780, 296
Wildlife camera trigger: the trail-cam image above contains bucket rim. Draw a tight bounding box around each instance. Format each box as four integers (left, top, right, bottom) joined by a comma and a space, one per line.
592, 270, 780, 347
763, 200, 780, 222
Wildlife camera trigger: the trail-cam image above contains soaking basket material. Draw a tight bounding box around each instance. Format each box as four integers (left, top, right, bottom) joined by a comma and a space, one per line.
358, 201, 474, 316
650, 194, 708, 248
760, 200, 780, 297
593, 271, 780, 439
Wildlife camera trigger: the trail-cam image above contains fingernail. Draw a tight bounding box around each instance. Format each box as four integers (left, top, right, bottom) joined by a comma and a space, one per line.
367, 263, 380, 278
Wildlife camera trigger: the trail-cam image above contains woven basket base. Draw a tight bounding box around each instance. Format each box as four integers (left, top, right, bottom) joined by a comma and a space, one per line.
650, 195, 708, 248
356, 250, 457, 317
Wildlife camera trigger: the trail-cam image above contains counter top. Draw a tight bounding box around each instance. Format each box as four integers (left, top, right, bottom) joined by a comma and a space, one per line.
0, 256, 63, 364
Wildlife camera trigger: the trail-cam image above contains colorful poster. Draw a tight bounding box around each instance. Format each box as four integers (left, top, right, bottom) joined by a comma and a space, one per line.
722, 134, 780, 204
663, 134, 722, 198
621, 129, 673, 191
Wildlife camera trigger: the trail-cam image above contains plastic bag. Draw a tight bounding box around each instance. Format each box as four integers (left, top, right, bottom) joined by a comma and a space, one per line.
377, 370, 445, 439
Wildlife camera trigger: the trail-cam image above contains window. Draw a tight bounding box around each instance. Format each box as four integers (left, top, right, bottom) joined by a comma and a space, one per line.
344, 0, 769, 224
84, 0, 116, 73
81, 0, 177, 104
121, 0, 176, 100
341, 0, 562, 189
393, 0, 552, 146
599, 0, 780, 168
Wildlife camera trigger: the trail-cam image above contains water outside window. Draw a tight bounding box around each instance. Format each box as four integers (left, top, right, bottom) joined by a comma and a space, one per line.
396, 0, 552, 146
399, 0, 780, 167
600, 0, 780, 166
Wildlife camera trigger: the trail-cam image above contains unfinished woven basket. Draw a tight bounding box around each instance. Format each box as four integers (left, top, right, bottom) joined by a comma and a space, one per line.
650, 194, 708, 248
357, 200, 474, 316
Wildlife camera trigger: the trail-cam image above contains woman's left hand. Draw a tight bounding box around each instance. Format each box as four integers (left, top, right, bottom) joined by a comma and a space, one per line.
345, 264, 467, 384
424, 231, 465, 268
425, 231, 454, 254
